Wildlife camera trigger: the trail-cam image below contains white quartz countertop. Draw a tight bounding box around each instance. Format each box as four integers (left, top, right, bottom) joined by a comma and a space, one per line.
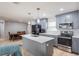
22, 34, 54, 43
40, 32, 60, 36
72, 35, 79, 38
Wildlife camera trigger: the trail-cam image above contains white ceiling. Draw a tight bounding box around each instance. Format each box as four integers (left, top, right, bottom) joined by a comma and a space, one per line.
0, 2, 78, 22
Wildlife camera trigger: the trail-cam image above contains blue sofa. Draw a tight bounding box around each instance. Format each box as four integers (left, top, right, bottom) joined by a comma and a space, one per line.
0, 44, 22, 56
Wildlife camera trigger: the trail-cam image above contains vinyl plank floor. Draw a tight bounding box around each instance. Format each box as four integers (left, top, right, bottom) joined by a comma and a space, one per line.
0, 39, 77, 56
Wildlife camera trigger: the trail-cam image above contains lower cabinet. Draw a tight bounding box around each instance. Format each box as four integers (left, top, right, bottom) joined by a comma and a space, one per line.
23, 37, 54, 56
53, 36, 58, 47
46, 40, 54, 56
72, 37, 79, 54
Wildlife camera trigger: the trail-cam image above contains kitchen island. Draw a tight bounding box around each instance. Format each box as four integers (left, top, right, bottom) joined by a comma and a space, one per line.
22, 34, 54, 56
39, 32, 60, 46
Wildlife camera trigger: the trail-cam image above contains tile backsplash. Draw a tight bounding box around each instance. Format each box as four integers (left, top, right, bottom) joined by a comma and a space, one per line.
73, 29, 79, 36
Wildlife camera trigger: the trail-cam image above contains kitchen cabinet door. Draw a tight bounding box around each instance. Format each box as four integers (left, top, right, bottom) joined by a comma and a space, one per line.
29, 40, 42, 56
76, 10, 79, 29
64, 14, 73, 23
45, 40, 54, 56
72, 38, 78, 53
50, 35, 58, 47
65, 13, 77, 29
56, 15, 66, 29
46, 43, 53, 56
57, 13, 73, 23
76, 38, 79, 54
71, 11, 78, 29
59, 15, 66, 23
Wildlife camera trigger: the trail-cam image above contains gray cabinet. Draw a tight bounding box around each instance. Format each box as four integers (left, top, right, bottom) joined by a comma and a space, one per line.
72, 37, 79, 54
53, 35, 58, 46
36, 18, 48, 31
45, 40, 53, 56
40, 18, 48, 30
72, 37, 77, 53
23, 37, 54, 56
56, 10, 79, 29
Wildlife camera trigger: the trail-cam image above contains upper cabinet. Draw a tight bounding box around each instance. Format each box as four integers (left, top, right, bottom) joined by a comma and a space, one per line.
56, 10, 79, 29
36, 18, 48, 31
40, 18, 48, 30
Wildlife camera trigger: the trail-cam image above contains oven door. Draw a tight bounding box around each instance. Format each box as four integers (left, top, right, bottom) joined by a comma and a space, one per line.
58, 37, 72, 47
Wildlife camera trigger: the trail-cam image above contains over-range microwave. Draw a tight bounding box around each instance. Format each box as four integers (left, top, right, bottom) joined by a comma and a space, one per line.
59, 23, 73, 29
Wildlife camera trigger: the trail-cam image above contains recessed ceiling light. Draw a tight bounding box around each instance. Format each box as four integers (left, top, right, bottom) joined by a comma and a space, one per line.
59, 8, 65, 11
28, 21, 31, 25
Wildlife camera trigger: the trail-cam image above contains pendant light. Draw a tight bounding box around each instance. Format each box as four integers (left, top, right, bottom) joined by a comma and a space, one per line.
27, 12, 31, 25
36, 8, 40, 24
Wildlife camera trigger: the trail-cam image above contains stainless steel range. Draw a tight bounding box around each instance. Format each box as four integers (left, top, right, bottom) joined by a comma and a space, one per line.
58, 31, 73, 52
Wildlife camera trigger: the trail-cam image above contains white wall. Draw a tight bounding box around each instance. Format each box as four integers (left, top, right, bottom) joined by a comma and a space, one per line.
5, 21, 27, 39
0, 20, 5, 39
